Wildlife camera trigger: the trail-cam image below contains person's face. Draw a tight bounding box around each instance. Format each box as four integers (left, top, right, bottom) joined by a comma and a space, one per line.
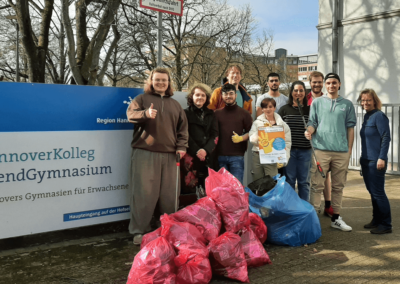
192, 88, 207, 108
310, 76, 323, 95
360, 93, 376, 112
292, 84, 306, 104
221, 90, 236, 105
325, 78, 341, 94
267, 76, 280, 91
152, 72, 169, 94
226, 67, 242, 86
262, 102, 276, 117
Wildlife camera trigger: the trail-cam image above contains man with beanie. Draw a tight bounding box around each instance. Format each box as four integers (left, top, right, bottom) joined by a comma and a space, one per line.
305, 73, 357, 231
214, 83, 253, 183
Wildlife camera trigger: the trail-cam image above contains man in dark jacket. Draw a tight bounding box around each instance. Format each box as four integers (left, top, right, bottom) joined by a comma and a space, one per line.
214, 84, 253, 183
126, 67, 188, 245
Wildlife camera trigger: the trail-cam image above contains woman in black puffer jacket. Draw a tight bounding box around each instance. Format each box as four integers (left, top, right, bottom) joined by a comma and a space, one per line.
181, 83, 219, 194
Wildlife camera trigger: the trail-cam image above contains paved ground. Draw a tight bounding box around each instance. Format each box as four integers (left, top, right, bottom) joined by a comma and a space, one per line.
1, 170, 400, 284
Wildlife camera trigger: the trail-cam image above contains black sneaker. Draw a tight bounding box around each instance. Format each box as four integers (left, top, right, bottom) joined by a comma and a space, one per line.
370, 227, 392, 234
364, 221, 379, 229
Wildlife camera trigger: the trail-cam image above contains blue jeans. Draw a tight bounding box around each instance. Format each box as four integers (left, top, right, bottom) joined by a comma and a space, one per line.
285, 148, 312, 202
361, 158, 392, 229
218, 156, 244, 184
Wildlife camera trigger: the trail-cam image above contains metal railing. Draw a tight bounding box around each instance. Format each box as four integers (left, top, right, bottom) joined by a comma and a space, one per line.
349, 104, 400, 175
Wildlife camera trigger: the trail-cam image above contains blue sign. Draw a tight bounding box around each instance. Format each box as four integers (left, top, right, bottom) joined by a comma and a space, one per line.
0, 82, 143, 132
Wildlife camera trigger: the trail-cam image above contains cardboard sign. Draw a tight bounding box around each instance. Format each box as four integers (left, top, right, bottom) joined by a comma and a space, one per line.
258, 126, 287, 164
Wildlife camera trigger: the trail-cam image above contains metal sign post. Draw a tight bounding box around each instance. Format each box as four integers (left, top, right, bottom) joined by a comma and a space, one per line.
157, 12, 163, 67
140, 0, 183, 67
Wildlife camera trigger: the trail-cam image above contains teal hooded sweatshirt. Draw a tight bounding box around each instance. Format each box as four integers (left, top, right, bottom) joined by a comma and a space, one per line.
307, 96, 356, 152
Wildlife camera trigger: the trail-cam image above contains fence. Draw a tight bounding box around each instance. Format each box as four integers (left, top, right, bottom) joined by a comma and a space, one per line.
349, 104, 400, 175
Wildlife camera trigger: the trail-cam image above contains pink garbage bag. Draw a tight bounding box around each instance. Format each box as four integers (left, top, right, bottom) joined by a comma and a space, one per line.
161, 214, 208, 257
239, 226, 272, 267
174, 251, 212, 284
208, 186, 249, 233
170, 197, 221, 242
249, 213, 268, 244
208, 232, 249, 283
140, 227, 162, 249
205, 168, 245, 196
127, 237, 176, 284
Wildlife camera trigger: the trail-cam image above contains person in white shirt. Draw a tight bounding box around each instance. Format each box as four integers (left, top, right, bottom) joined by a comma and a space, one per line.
256, 73, 288, 116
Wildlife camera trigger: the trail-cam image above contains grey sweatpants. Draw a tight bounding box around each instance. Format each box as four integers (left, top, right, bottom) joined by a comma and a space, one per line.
128, 148, 179, 235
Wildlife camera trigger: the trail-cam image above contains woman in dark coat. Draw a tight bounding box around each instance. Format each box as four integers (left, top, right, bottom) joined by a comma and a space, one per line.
181, 83, 218, 194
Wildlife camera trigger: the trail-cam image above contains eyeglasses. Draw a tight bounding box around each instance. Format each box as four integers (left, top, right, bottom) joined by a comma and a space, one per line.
153, 79, 168, 83
361, 99, 373, 103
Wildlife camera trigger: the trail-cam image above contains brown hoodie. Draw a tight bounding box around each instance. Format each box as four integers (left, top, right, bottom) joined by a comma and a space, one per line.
127, 92, 188, 153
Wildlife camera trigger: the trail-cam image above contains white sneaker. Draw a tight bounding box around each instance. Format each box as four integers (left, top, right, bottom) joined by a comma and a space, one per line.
133, 234, 143, 245
331, 216, 352, 232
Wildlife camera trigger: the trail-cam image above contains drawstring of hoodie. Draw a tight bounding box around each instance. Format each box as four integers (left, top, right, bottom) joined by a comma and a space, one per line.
329, 98, 337, 112
329, 98, 338, 112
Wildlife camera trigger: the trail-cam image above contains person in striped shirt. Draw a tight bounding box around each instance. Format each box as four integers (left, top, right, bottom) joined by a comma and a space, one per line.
278, 81, 311, 201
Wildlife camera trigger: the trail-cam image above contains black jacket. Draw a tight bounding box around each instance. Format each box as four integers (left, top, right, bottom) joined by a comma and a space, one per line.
184, 106, 218, 166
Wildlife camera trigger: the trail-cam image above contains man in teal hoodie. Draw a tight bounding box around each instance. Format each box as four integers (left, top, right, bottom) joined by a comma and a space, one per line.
305, 73, 356, 232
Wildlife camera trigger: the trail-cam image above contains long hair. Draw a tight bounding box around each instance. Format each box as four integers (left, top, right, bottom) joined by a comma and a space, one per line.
144, 67, 174, 97
186, 83, 212, 107
288, 81, 307, 106
357, 88, 382, 110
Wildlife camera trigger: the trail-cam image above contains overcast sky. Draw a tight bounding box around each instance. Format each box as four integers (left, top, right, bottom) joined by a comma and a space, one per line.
229, 0, 319, 56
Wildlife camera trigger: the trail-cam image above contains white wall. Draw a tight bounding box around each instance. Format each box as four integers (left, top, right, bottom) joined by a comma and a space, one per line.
318, 0, 400, 104
318, 0, 400, 169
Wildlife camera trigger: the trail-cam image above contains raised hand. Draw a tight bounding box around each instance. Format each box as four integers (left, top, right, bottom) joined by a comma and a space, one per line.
147, 103, 157, 119
231, 131, 243, 143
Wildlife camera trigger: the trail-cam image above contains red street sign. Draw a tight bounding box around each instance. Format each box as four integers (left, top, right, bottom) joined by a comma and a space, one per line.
140, 0, 183, 17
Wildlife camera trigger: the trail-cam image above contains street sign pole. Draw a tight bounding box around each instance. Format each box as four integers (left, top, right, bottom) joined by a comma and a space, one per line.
157, 11, 163, 67
140, 0, 183, 68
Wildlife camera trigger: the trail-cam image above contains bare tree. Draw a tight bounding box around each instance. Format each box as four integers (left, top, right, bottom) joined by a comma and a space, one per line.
121, 0, 255, 91
62, 0, 121, 85
242, 30, 277, 94
4, 0, 54, 83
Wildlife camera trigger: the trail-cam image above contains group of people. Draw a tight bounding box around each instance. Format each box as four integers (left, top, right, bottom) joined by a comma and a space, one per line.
126, 65, 392, 246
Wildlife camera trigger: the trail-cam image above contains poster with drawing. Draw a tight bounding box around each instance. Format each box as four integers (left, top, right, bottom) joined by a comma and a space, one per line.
258, 126, 287, 164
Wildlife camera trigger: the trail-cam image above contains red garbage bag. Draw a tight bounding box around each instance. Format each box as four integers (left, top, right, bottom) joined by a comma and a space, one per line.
140, 227, 162, 249
205, 168, 245, 196
249, 213, 268, 244
170, 197, 221, 242
239, 226, 272, 267
208, 186, 249, 233
127, 237, 176, 284
161, 214, 208, 257
174, 251, 212, 284
208, 232, 249, 283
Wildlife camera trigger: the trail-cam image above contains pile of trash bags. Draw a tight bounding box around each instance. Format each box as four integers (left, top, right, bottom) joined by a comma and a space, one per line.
127, 168, 271, 284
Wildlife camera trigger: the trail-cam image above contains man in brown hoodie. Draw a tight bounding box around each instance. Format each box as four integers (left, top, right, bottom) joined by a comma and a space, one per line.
126, 67, 188, 245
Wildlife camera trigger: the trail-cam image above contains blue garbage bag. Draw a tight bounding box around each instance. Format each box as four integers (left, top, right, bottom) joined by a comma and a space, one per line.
245, 175, 321, 247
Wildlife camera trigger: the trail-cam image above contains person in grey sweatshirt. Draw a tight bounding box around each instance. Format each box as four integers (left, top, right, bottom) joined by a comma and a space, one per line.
305, 73, 356, 232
